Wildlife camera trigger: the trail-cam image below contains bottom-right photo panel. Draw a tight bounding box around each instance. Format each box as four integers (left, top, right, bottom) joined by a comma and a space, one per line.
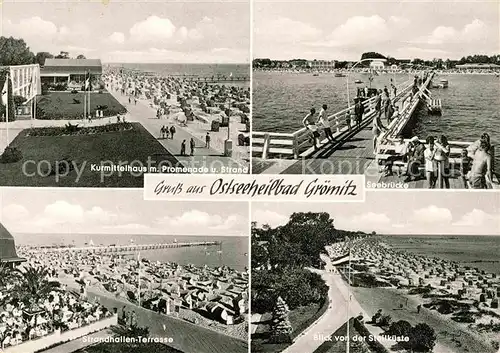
250, 192, 500, 353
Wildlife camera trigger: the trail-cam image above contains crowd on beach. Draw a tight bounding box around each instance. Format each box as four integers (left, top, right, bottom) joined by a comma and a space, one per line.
15, 246, 249, 339
102, 67, 250, 158
327, 237, 500, 343
0, 258, 112, 351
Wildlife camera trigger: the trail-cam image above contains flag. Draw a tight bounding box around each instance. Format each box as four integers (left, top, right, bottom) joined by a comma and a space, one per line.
1, 77, 8, 106
229, 72, 233, 78
85, 71, 90, 90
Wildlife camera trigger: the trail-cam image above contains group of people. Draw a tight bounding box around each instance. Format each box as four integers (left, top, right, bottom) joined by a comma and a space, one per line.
303, 85, 404, 152
160, 125, 177, 139
382, 132, 493, 189
302, 105, 335, 150
0, 264, 112, 350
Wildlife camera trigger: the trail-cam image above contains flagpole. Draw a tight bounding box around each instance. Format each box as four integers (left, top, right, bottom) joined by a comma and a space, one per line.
88, 72, 91, 121
138, 251, 141, 308
6, 73, 9, 144
346, 239, 351, 353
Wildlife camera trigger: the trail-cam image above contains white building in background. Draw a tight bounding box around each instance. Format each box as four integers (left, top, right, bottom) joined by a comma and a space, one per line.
1, 64, 41, 118
370, 60, 385, 70
308, 60, 336, 70
7, 64, 41, 102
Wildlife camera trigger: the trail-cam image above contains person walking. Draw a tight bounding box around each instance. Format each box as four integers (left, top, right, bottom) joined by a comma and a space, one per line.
180, 140, 186, 156
205, 132, 211, 148
190, 138, 195, 156
160, 126, 165, 139
424, 136, 438, 189
170, 125, 176, 140
317, 104, 334, 143
302, 108, 320, 150
372, 112, 387, 153
345, 110, 352, 133
354, 98, 364, 130
435, 135, 451, 188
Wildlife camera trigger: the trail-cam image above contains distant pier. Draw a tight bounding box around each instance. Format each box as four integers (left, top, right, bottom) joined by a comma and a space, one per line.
36, 241, 221, 254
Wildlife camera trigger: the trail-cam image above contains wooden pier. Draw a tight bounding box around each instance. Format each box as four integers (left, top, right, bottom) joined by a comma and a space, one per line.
37, 241, 220, 254
252, 72, 498, 189
185, 76, 250, 83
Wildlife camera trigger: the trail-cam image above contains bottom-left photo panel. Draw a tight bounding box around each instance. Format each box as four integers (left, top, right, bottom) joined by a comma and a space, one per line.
0, 188, 249, 353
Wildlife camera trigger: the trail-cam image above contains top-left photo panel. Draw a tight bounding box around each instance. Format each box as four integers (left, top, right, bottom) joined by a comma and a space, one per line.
0, 0, 251, 188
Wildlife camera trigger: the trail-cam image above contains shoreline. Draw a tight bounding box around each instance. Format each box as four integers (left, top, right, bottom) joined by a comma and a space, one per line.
254, 68, 500, 75
328, 237, 500, 353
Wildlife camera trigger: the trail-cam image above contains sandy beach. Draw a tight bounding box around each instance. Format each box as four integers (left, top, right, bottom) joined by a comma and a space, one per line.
326, 237, 500, 353
17, 245, 249, 341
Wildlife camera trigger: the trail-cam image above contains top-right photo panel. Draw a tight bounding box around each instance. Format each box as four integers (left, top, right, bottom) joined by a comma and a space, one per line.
251, 0, 499, 190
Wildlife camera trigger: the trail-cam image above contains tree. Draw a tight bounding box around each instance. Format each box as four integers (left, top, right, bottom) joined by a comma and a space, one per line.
55, 51, 70, 59
386, 320, 413, 338
411, 58, 424, 66
269, 296, 292, 343
76, 54, 86, 59
35, 52, 54, 66
409, 323, 437, 352
361, 52, 387, 61
0, 36, 35, 66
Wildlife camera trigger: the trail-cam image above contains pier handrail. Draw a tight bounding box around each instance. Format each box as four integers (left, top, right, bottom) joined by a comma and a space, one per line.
252, 77, 414, 159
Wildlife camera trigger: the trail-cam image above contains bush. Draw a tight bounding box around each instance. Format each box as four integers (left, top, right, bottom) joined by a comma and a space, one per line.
0, 146, 23, 163
386, 320, 413, 338
13, 95, 27, 107
408, 323, 437, 352
71, 90, 78, 94
379, 314, 392, 328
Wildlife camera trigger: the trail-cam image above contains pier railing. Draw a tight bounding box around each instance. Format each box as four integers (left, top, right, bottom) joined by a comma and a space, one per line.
252, 78, 415, 159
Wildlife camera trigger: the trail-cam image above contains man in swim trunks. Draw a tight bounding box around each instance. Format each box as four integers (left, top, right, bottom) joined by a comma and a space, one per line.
469, 140, 492, 189
302, 108, 320, 150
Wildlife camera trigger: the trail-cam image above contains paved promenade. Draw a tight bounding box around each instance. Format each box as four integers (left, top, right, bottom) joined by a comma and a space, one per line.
109, 88, 249, 173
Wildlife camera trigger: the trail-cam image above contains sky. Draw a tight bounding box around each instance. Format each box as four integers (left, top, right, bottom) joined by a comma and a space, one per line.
253, 192, 500, 236
1, 0, 250, 63
254, 0, 500, 61
0, 188, 249, 236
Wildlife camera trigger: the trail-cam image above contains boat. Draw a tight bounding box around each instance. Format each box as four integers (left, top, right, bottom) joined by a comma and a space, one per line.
334, 73, 346, 77
313, 73, 319, 76
354, 79, 363, 84
435, 79, 448, 88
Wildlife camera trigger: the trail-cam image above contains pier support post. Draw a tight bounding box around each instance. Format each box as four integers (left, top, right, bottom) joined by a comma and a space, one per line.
262, 133, 270, 160
292, 135, 299, 159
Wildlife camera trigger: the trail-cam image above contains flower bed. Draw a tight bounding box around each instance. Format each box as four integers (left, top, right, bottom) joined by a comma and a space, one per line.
26, 122, 133, 137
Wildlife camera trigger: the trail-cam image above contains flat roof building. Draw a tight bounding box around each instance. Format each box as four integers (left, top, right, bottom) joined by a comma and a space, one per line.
40, 59, 102, 85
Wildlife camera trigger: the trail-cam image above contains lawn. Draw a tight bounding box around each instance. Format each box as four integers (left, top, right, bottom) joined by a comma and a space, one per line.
37, 91, 127, 119
74, 342, 184, 353
0, 122, 182, 187
251, 301, 328, 353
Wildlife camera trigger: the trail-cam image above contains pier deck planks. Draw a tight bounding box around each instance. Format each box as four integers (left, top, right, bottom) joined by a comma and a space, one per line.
280, 124, 376, 175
